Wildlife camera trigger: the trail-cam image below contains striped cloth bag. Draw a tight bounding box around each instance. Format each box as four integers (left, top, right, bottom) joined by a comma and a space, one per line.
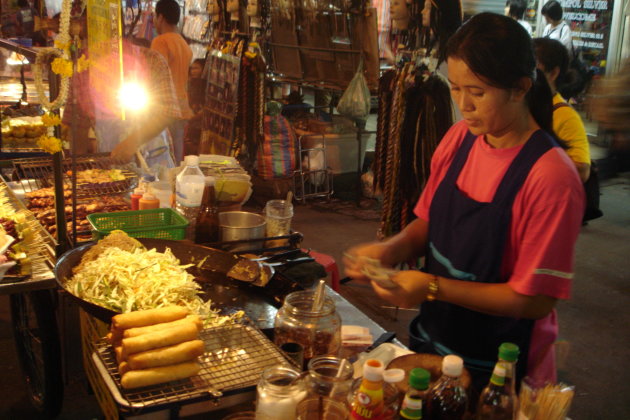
257, 115, 297, 180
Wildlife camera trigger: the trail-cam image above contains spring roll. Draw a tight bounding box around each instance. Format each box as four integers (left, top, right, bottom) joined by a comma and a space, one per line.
121, 361, 201, 389
122, 315, 202, 339
122, 322, 199, 357
127, 340, 205, 370
115, 345, 125, 364
112, 306, 189, 330
119, 361, 131, 376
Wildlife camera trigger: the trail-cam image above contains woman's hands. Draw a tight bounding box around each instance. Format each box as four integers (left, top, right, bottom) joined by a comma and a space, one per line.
371, 270, 432, 309
342, 242, 391, 283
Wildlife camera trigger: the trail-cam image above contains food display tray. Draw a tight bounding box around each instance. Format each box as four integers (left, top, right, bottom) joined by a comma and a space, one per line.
10, 153, 139, 198
94, 316, 295, 414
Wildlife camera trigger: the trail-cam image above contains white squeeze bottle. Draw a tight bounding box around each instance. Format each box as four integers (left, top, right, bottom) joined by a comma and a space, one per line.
175, 155, 206, 230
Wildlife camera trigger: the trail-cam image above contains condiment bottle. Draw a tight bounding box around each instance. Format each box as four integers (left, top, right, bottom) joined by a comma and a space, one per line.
497, 342, 519, 418
382, 368, 405, 419
475, 363, 514, 420
130, 187, 144, 211
425, 355, 468, 420
255, 366, 307, 420
351, 358, 386, 420
194, 176, 219, 244
399, 368, 431, 420
139, 192, 159, 210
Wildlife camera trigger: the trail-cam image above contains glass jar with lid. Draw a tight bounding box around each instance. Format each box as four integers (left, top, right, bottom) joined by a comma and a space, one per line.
274, 290, 342, 368
255, 366, 307, 420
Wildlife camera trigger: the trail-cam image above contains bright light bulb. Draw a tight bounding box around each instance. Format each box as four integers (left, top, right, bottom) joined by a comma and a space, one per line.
6, 52, 29, 65
119, 81, 148, 111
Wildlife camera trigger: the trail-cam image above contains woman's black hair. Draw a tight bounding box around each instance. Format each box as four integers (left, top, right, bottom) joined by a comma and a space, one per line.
429, 0, 463, 65
533, 37, 569, 86
446, 12, 556, 138
507, 0, 527, 20
541, 0, 563, 21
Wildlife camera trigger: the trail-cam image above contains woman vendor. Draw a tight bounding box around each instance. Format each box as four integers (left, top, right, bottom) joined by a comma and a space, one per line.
344, 13, 584, 391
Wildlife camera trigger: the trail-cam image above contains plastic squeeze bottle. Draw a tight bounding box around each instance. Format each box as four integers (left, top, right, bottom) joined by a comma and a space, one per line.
139, 192, 159, 210
130, 188, 144, 211
351, 358, 386, 420
399, 367, 431, 419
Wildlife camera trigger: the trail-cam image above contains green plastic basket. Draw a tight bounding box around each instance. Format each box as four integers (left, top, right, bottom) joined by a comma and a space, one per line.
87, 208, 189, 240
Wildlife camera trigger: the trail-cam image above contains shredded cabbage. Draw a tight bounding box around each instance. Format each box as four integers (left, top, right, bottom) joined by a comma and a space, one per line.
66, 246, 236, 326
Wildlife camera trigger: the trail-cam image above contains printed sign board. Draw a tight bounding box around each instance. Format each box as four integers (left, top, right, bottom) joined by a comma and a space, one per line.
561, 0, 615, 75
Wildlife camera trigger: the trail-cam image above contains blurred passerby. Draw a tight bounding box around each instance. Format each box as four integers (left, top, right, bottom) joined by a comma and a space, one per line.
541, 0, 573, 53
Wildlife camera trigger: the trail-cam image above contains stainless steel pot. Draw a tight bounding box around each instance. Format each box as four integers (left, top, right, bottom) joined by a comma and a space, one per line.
219, 211, 266, 252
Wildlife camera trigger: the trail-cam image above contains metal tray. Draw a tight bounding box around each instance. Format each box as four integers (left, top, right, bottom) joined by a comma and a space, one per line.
95, 317, 295, 414
10, 153, 139, 198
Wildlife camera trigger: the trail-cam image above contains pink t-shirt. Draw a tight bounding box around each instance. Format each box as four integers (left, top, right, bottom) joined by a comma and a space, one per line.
414, 121, 584, 382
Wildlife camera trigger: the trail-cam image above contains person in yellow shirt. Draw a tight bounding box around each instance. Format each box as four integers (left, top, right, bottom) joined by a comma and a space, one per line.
533, 37, 590, 182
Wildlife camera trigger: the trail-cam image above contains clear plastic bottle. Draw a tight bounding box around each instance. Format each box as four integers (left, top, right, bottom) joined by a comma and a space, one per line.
475, 363, 514, 420
497, 342, 519, 418
399, 367, 431, 420
425, 355, 468, 420
175, 155, 205, 231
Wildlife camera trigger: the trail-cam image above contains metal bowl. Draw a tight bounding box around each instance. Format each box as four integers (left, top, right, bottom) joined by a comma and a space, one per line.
219, 211, 266, 252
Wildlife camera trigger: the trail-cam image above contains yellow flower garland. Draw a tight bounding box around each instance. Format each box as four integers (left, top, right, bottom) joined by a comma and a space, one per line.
51, 57, 74, 78
36, 136, 63, 154
42, 113, 62, 127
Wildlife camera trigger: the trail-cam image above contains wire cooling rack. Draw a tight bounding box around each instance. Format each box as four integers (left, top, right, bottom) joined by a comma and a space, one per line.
95, 316, 295, 411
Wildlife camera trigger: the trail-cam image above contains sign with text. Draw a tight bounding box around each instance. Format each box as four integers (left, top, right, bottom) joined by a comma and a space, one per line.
561, 0, 614, 75
87, 0, 124, 117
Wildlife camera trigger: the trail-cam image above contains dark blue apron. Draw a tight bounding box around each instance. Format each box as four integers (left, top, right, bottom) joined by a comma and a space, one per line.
409, 129, 556, 390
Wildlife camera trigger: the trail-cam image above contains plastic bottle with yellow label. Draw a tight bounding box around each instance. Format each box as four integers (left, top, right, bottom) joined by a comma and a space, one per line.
351, 359, 386, 420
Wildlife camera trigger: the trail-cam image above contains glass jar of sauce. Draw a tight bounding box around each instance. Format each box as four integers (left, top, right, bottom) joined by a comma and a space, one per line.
274, 290, 342, 368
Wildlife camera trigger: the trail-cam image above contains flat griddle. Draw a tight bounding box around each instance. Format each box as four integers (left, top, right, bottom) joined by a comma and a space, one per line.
55, 238, 303, 328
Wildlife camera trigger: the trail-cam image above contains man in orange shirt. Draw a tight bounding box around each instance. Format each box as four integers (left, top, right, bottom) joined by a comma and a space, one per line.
151, 0, 193, 164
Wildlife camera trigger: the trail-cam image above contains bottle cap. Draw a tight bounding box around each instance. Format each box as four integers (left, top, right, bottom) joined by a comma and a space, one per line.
409, 367, 430, 390
205, 176, 215, 186
142, 192, 156, 200
362, 359, 384, 382
490, 364, 506, 386
184, 155, 200, 166
442, 355, 463, 377
133, 188, 144, 195
383, 368, 405, 384
498, 342, 520, 363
